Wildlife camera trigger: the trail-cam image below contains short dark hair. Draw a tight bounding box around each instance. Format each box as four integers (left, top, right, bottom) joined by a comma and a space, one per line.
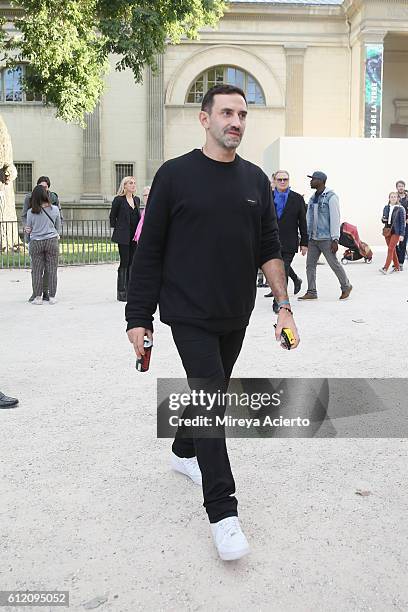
201, 84, 247, 114
396, 180, 406, 187
37, 175, 51, 188
30, 185, 50, 214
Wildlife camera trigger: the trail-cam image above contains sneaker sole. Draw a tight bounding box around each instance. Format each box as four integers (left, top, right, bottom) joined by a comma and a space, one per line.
219, 545, 250, 561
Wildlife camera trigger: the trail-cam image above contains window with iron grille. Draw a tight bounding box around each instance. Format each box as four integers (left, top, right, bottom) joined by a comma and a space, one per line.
186, 66, 265, 106
0, 65, 43, 103
115, 163, 135, 192
15, 163, 33, 193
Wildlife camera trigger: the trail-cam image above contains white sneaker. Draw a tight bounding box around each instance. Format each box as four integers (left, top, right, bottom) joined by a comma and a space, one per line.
171, 452, 202, 486
31, 296, 43, 305
211, 517, 250, 561
48, 297, 57, 304
379, 268, 388, 275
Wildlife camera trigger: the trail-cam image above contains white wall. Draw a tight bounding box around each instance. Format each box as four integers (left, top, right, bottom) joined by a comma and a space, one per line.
101, 58, 147, 201
264, 137, 408, 245
303, 47, 351, 137
2, 105, 82, 203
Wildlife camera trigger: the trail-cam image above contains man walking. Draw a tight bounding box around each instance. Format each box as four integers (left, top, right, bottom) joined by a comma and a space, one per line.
126, 84, 299, 561
298, 171, 352, 301
264, 170, 308, 311
396, 180, 408, 271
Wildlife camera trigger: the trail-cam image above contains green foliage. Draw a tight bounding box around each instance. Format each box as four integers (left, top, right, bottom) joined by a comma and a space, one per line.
4, 0, 225, 124
10, 0, 107, 124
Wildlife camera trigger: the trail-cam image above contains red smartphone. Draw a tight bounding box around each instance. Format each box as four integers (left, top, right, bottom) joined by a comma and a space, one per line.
135, 337, 153, 372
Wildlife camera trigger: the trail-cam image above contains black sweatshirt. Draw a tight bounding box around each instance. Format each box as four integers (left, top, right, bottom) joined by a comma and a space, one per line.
126, 149, 282, 333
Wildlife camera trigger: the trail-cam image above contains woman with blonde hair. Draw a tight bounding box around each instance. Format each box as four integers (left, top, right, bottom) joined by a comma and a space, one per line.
109, 176, 140, 301
380, 191, 405, 274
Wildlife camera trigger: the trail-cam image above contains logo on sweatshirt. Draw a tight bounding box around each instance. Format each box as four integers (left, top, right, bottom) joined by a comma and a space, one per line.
245, 198, 258, 207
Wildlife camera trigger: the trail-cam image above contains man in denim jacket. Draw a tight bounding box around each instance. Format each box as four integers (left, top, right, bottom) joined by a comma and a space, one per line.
298, 171, 352, 301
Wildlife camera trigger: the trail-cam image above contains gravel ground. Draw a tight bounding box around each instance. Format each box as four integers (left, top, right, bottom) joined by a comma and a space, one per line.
1, 248, 407, 612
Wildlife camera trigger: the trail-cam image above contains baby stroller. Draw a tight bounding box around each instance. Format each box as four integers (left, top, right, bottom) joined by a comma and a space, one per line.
339, 222, 373, 264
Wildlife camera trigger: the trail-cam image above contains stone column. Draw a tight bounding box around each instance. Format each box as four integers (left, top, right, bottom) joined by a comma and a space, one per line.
146, 55, 164, 183
81, 103, 103, 201
284, 45, 307, 136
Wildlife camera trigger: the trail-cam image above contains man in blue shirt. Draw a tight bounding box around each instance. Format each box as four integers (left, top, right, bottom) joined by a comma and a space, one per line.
298, 171, 352, 301
265, 170, 308, 312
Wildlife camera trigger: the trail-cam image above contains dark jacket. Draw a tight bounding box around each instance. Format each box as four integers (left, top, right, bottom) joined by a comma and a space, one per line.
22, 190, 61, 224
382, 204, 406, 237
272, 189, 308, 253
110, 195, 141, 244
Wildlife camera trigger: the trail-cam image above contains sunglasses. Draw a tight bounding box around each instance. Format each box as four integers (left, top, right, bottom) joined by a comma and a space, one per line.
276, 178, 289, 182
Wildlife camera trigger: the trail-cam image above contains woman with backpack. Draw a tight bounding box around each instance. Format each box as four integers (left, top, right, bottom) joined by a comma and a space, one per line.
24, 185, 61, 304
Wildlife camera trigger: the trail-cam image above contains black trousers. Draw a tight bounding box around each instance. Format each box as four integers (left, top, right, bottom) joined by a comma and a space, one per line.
171, 324, 246, 523
282, 251, 296, 281
118, 241, 137, 269
396, 226, 408, 266
118, 241, 137, 279
271, 251, 296, 305
288, 264, 299, 283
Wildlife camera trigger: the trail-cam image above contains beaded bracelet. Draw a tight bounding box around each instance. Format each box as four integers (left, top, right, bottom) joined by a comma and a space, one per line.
278, 305, 293, 315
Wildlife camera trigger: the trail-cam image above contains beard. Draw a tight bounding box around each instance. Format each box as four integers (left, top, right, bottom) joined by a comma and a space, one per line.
214, 127, 243, 150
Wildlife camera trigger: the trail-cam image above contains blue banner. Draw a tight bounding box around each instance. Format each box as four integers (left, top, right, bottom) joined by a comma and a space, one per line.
364, 43, 384, 138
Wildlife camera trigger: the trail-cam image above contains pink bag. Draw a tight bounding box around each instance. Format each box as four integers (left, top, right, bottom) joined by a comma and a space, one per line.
133, 209, 145, 242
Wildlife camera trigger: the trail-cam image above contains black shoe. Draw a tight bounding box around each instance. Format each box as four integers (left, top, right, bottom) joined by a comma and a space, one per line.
42, 291, 50, 302
293, 277, 302, 295
117, 269, 127, 302
272, 300, 279, 314
0, 392, 19, 408
264, 291, 273, 298
28, 294, 35, 303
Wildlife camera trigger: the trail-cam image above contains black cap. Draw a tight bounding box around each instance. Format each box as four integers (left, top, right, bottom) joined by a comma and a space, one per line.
307, 171, 327, 182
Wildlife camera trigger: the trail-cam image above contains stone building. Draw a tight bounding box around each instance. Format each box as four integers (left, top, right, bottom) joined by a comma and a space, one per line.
0, 0, 407, 223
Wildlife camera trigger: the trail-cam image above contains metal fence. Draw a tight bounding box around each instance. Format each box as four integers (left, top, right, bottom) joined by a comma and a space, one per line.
0, 220, 120, 269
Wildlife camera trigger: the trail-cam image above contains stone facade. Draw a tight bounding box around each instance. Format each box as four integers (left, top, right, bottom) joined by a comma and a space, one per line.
0, 0, 407, 219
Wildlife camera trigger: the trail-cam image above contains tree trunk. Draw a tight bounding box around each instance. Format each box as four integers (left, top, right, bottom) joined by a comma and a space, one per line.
0, 113, 18, 251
